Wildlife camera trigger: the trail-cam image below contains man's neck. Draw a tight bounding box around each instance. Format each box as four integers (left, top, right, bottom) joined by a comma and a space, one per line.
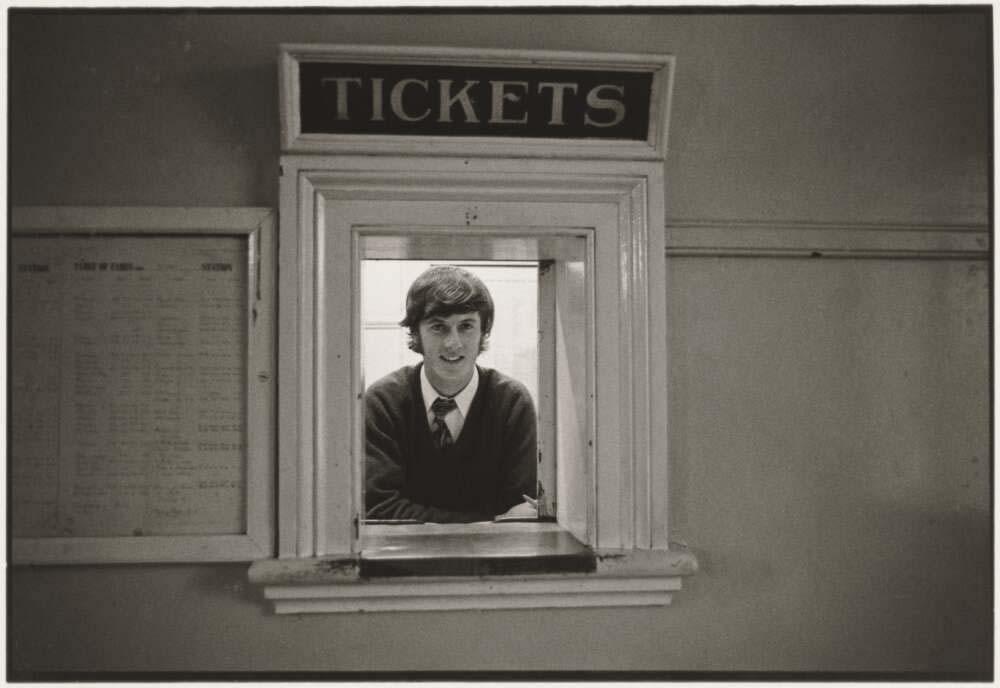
429, 376, 471, 398
422, 365, 475, 398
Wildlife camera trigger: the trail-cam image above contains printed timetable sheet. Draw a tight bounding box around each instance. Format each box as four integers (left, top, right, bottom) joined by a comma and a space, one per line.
11, 235, 248, 538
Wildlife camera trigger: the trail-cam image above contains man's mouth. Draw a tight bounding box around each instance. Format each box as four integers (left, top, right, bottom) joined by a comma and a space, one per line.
441, 355, 464, 363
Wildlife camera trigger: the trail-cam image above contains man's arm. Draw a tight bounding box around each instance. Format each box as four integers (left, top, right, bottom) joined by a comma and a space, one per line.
365, 389, 490, 523
494, 381, 538, 515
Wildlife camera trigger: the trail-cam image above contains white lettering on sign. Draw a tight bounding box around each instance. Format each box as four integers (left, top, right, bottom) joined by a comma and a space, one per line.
319, 76, 629, 128
489, 80, 529, 125
438, 79, 479, 124
390, 79, 432, 122
584, 84, 626, 128
321, 77, 362, 120
371, 77, 385, 122
537, 82, 579, 126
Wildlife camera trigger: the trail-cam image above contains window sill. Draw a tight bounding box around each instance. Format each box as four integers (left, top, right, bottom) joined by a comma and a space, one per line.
248, 523, 698, 614
360, 522, 596, 577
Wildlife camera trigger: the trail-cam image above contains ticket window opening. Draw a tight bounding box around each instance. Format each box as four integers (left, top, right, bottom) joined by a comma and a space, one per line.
360, 236, 589, 538
362, 258, 548, 521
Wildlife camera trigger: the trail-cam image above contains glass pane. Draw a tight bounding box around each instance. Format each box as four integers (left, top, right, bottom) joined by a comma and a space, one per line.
10, 235, 248, 538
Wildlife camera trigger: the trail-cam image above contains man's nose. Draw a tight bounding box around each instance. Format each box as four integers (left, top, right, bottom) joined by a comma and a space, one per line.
443, 330, 461, 349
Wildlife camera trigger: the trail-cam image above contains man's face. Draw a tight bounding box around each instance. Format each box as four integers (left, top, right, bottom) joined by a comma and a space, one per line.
418, 311, 482, 395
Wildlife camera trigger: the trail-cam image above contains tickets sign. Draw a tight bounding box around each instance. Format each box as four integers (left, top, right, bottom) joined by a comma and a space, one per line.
298, 62, 653, 140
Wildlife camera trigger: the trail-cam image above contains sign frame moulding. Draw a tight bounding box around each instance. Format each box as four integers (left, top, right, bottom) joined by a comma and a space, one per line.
279, 44, 675, 160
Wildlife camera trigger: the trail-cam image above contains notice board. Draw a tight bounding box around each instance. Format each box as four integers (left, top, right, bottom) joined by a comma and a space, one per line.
10, 207, 275, 563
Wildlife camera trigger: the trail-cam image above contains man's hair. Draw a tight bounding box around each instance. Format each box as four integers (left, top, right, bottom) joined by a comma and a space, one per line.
400, 265, 494, 354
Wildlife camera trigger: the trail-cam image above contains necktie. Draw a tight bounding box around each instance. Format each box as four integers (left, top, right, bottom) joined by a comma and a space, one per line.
430, 397, 458, 449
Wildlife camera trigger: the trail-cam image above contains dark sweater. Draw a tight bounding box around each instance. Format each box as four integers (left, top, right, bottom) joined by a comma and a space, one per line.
364, 364, 537, 523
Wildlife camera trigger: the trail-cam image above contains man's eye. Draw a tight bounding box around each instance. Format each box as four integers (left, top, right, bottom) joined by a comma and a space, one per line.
430, 324, 445, 332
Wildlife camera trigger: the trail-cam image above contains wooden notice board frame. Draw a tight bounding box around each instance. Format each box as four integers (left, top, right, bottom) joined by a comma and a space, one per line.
10, 207, 275, 564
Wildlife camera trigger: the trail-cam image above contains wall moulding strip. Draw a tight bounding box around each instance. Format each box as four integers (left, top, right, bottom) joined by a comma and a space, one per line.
665, 220, 989, 259
261, 574, 684, 613
271, 592, 674, 614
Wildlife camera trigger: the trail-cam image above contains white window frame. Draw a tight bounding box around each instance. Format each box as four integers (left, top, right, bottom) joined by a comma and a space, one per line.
249, 155, 697, 611
250, 45, 695, 612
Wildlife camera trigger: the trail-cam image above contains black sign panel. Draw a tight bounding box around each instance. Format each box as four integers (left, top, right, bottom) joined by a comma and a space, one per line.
299, 62, 653, 140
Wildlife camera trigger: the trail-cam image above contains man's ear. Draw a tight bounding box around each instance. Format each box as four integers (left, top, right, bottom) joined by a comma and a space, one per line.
408, 328, 424, 354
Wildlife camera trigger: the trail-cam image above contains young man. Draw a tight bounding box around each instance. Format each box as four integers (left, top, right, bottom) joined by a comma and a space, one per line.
364, 265, 538, 523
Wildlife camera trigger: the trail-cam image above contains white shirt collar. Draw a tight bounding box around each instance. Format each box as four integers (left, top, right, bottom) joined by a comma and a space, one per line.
421, 364, 479, 418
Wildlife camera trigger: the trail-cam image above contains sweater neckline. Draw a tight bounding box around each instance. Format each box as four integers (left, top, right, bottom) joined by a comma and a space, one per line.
413, 363, 487, 452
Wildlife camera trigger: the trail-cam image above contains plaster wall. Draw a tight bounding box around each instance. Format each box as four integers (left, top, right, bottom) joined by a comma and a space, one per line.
8, 10, 991, 675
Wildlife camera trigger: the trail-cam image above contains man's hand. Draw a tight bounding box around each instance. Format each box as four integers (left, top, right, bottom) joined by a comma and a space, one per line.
494, 494, 538, 521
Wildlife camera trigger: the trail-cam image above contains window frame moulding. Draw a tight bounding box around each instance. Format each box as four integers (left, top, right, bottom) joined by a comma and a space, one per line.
250, 153, 696, 612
